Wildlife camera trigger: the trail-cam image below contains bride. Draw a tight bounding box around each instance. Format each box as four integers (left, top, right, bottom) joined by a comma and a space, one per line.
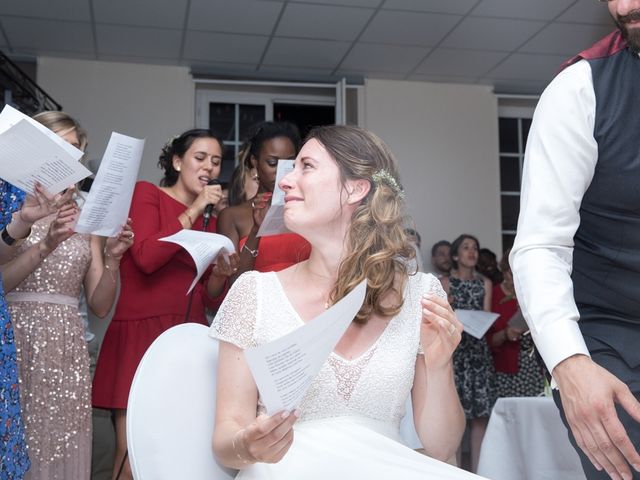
210, 125, 482, 479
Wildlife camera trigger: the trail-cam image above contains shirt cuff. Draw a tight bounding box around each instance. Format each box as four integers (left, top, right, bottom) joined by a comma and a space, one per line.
533, 318, 590, 376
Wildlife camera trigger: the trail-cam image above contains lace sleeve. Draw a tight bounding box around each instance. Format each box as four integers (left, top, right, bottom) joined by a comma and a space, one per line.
417, 273, 448, 355
208, 271, 259, 349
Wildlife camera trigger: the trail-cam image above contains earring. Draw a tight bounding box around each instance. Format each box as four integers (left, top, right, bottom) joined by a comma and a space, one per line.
175, 166, 181, 172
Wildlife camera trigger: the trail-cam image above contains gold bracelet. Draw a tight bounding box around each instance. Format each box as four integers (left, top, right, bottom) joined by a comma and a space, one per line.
183, 210, 194, 227
104, 263, 118, 283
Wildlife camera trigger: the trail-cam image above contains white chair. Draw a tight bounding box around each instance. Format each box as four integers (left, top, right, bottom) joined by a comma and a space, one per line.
126, 323, 237, 480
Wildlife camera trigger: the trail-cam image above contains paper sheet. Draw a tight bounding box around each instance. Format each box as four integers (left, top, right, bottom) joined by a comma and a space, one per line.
0, 119, 92, 195
256, 159, 294, 237
75, 132, 145, 236
244, 279, 367, 414
159, 230, 235, 294
455, 310, 499, 339
0, 104, 84, 161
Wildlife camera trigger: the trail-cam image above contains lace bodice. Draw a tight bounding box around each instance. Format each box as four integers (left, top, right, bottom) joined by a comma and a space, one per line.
210, 271, 446, 428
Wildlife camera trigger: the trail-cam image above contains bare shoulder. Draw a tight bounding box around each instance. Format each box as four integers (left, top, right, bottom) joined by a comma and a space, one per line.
218, 203, 252, 230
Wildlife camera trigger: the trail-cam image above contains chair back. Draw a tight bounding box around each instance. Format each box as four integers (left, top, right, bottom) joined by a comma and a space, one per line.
127, 323, 237, 480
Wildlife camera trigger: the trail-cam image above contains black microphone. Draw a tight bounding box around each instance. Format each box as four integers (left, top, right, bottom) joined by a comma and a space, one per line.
203, 178, 221, 230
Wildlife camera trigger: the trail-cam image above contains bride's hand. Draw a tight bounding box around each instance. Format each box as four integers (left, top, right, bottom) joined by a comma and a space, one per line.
235, 410, 299, 464
419, 294, 463, 371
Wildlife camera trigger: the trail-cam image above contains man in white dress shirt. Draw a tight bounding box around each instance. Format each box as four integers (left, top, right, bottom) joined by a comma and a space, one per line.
511, 1, 640, 479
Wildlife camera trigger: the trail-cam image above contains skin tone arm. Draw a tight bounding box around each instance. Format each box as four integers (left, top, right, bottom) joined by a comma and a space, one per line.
482, 277, 492, 312
213, 341, 299, 469
221, 192, 272, 285
0, 184, 75, 264
553, 355, 640, 480
83, 220, 134, 318
411, 294, 465, 461
1, 203, 78, 292
206, 253, 240, 299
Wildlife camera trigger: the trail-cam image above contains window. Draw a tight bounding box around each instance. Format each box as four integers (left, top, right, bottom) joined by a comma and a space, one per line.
195, 80, 362, 183
498, 99, 536, 251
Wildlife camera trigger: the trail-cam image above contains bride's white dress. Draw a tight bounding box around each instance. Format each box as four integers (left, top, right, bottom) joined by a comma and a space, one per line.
210, 271, 484, 479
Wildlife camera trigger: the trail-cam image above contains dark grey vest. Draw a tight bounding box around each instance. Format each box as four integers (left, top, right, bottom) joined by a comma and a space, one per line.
572, 48, 640, 368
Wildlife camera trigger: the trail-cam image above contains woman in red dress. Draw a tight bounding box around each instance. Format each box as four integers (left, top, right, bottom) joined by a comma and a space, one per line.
92, 129, 238, 480
486, 250, 545, 398
217, 121, 311, 277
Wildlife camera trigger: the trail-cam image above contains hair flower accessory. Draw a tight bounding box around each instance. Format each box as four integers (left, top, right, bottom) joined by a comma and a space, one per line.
164, 134, 180, 151
372, 169, 404, 197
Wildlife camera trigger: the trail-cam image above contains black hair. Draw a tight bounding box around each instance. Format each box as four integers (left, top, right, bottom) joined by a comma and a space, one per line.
240, 121, 301, 169
450, 234, 479, 270
404, 228, 421, 247
431, 239, 451, 257
158, 128, 225, 187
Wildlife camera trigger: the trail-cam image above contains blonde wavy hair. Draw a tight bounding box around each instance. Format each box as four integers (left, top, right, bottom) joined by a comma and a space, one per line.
33, 110, 88, 152
308, 125, 415, 324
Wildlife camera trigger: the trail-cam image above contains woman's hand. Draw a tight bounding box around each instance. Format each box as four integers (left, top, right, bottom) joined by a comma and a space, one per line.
250, 192, 272, 228
234, 410, 299, 464
41, 202, 78, 252
504, 326, 525, 342
190, 182, 223, 216
420, 294, 463, 371
212, 252, 240, 278
19, 183, 76, 225
104, 218, 134, 260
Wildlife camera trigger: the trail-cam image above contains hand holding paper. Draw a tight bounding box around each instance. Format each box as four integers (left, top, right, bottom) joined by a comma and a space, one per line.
256, 159, 294, 237
0, 105, 91, 195
159, 230, 235, 293
75, 132, 144, 236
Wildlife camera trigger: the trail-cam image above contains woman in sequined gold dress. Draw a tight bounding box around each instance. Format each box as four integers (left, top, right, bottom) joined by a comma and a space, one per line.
210, 126, 483, 479
3, 112, 134, 480
1, 178, 80, 479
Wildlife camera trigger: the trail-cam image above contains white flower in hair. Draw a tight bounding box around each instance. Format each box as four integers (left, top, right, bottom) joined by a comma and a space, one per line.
372, 169, 404, 197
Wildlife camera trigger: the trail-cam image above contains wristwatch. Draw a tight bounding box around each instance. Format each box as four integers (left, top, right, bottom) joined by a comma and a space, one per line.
0, 225, 31, 247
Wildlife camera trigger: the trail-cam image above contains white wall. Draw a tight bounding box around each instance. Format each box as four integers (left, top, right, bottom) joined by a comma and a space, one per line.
363, 79, 502, 263
37, 57, 195, 185
37, 57, 195, 340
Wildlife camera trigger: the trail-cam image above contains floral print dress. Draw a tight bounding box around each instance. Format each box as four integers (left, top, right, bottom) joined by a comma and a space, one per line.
450, 275, 497, 419
0, 180, 30, 478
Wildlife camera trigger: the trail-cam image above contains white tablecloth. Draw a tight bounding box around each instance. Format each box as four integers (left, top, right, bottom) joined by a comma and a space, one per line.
477, 397, 586, 480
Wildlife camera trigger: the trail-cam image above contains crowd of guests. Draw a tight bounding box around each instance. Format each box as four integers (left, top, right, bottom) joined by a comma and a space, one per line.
0, 112, 544, 479
424, 235, 546, 471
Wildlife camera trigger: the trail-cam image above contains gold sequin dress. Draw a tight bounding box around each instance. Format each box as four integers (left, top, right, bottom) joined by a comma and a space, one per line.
209, 271, 483, 480
6, 215, 92, 480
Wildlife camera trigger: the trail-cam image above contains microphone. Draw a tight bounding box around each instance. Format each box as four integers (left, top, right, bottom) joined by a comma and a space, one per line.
203, 178, 221, 230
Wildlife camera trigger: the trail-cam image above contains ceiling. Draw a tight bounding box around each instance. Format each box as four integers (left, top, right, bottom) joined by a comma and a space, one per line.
0, 0, 615, 95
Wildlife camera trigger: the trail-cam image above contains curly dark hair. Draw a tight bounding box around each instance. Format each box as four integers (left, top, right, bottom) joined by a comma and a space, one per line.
239, 121, 301, 170
158, 129, 225, 187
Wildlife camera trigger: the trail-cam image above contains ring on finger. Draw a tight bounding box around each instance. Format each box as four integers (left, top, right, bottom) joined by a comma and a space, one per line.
251, 201, 256, 208
447, 323, 456, 336
130, 232, 135, 239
